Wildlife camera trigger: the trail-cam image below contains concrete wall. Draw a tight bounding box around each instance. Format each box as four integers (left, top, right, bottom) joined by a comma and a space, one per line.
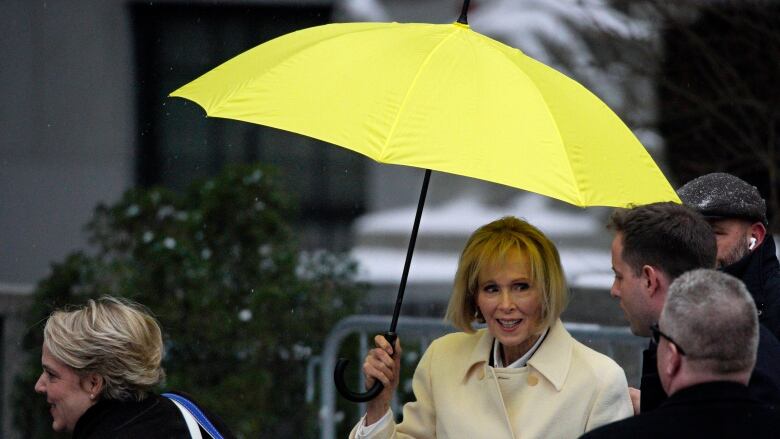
0, 0, 134, 284
0, 285, 33, 439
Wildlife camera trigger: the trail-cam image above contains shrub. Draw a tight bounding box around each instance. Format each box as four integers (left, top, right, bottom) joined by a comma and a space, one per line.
14, 163, 363, 438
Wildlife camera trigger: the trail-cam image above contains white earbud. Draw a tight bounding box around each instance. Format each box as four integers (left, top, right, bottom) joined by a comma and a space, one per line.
749, 237, 757, 250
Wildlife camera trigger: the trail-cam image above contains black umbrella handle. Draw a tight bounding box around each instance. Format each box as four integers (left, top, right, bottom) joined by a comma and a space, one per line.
334, 332, 397, 402
335, 168, 430, 403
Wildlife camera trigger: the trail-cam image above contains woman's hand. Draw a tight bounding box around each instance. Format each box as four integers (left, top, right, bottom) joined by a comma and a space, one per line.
363, 334, 402, 425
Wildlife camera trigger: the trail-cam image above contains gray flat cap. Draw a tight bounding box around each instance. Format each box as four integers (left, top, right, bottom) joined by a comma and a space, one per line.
677, 172, 767, 224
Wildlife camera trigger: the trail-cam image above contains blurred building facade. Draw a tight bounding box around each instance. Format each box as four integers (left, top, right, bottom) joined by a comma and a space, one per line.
7, 1, 778, 437
0, 1, 642, 436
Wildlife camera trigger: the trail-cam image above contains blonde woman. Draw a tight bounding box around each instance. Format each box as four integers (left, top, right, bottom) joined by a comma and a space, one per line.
34, 296, 234, 438
352, 216, 632, 438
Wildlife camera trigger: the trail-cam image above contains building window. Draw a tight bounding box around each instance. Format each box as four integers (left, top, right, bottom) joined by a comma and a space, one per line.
131, 2, 366, 250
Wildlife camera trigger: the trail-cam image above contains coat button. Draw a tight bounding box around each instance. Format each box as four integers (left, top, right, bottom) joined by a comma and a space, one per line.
527, 374, 539, 386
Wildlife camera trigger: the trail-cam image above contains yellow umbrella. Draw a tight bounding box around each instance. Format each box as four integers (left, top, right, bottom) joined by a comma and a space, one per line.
170, 1, 678, 402
170, 23, 677, 208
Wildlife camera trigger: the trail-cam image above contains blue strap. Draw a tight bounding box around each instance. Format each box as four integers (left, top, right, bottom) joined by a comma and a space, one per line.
163, 392, 224, 439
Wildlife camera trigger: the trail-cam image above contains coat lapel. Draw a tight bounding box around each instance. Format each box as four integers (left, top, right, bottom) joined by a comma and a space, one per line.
460, 329, 517, 439
460, 328, 493, 382
527, 319, 573, 391
453, 321, 573, 438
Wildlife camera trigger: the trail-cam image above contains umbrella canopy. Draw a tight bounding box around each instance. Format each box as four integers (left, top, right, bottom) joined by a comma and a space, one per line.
170, 21, 679, 207
170, 5, 679, 403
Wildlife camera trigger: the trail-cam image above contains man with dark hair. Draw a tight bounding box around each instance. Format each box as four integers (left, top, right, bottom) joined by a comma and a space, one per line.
606, 202, 780, 414
581, 270, 780, 439
608, 201, 717, 289
678, 172, 780, 338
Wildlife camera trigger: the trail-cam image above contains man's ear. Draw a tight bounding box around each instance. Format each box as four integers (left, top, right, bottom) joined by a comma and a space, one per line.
642, 265, 663, 297
749, 222, 767, 248
662, 342, 682, 378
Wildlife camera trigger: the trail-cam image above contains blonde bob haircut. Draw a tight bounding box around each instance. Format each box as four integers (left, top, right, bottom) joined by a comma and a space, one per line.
43, 296, 165, 401
445, 216, 569, 333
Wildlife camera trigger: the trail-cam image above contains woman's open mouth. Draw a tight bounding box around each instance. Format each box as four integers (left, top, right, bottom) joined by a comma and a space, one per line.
498, 319, 521, 330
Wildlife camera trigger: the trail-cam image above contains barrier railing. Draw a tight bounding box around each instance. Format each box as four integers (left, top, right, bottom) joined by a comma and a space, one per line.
315, 315, 645, 439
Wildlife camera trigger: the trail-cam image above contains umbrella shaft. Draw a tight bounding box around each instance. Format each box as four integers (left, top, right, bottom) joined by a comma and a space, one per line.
457, 0, 471, 24
390, 169, 432, 332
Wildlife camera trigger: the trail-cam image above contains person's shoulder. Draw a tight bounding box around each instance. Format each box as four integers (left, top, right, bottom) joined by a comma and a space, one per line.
428, 328, 488, 355
95, 394, 191, 439
760, 264, 780, 327
433, 328, 485, 346
562, 339, 629, 397
580, 414, 648, 439
569, 336, 625, 378
580, 404, 680, 439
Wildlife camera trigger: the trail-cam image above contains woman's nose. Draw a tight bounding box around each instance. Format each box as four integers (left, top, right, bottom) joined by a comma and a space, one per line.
498, 290, 514, 308
34, 374, 45, 394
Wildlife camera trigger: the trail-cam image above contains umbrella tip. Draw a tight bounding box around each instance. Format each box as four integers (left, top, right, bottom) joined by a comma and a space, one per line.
457, 0, 470, 25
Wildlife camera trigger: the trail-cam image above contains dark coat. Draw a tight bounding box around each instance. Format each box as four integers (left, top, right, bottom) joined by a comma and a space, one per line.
72, 392, 235, 439
640, 324, 780, 412
638, 341, 664, 413
580, 381, 780, 439
724, 236, 780, 339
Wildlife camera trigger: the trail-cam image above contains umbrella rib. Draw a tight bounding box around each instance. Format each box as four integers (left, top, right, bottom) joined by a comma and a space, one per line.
379, 27, 462, 161
469, 32, 586, 205
496, 47, 586, 205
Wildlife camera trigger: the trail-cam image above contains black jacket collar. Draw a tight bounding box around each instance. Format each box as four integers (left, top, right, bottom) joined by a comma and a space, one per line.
660, 381, 753, 408
723, 237, 779, 313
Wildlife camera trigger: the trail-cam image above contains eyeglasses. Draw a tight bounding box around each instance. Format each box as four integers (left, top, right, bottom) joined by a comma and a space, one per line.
649, 323, 686, 355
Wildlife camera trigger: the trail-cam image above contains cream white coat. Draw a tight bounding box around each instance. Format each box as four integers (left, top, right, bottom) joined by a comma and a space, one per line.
351, 319, 632, 439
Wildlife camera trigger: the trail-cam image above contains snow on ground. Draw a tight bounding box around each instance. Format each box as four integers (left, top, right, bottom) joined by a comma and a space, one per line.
355, 193, 599, 238
351, 245, 612, 289
353, 193, 613, 289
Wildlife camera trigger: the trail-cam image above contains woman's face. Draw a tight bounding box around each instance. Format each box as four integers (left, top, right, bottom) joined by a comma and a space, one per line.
476, 248, 544, 365
34, 345, 96, 432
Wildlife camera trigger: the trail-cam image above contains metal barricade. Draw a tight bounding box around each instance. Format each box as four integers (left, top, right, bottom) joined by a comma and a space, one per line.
315, 315, 645, 439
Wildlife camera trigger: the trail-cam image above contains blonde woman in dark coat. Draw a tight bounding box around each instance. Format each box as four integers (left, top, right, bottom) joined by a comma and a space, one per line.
34, 296, 234, 438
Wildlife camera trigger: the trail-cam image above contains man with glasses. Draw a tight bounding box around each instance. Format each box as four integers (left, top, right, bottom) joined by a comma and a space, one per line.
581, 270, 780, 438
606, 202, 780, 414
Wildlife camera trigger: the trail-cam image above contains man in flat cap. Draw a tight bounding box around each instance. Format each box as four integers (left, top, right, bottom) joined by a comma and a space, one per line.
678, 172, 780, 338
607, 201, 780, 415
